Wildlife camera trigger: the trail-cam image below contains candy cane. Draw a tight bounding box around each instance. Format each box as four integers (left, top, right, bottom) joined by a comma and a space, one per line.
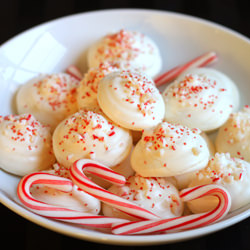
70, 159, 159, 220
111, 184, 231, 235
17, 172, 128, 228
154, 51, 218, 86
66, 65, 83, 81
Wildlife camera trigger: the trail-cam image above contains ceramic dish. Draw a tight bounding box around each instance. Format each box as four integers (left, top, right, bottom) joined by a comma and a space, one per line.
1, 9, 250, 246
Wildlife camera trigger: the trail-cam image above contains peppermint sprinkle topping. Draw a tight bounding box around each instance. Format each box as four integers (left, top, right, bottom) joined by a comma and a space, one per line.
0, 114, 50, 152
143, 122, 201, 152
33, 73, 79, 112
165, 74, 230, 111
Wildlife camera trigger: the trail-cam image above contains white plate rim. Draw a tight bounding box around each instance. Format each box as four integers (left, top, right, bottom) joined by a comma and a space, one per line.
1, 8, 250, 49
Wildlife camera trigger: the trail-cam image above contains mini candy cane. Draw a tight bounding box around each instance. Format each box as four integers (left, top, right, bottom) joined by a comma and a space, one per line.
17, 172, 128, 228
112, 184, 231, 235
66, 65, 83, 81
70, 159, 159, 220
154, 51, 218, 86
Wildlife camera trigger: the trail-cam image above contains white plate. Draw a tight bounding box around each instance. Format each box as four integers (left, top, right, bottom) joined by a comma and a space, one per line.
1, 9, 250, 246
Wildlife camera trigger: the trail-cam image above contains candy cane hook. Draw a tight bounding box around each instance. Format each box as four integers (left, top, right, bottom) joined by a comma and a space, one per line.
17, 172, 127, 228
154, 51, 218, 86
70, 159, 159, 220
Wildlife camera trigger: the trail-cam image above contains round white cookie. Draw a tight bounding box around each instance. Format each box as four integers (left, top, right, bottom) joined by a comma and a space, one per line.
166, 132, 215, 190
102, 175, 183, 220
16, 73, 79, 130
188, 153, 250, 212
216, 106, 250, 162
163, 68, 240, 131
87, 29, 162, 77
0, 114, 55, 176
97, 70, 165, 131
131, 122, 210, 177
53, 109, 132, 168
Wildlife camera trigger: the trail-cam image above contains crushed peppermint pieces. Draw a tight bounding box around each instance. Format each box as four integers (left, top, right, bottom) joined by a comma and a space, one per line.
94, 29, 153, 65
165, 74, 232, 112
79, 62, 119, 102
116, 70, 159, 117
196, 153, 245, 184
33, 73, 79, 112
0, 114, 51, 152
55, 110, 119, 156
142, 122, 202, 152
108, 175, 181, 216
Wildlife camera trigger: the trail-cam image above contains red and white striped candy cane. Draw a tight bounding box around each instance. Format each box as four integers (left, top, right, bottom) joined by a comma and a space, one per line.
111, 184, 231, 235
66, 65, 83, 81
70, 159, 159, 220
154, 51, 218, 87
17, 172, 128, 228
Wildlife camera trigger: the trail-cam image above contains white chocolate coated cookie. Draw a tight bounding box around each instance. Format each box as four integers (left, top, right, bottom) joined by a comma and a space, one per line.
163, 68, 240, 131
77, 62, 119, 111
53, 110, 132, 168
97, 70, 165, 131
17, 73, 79, 130
0, 114, 55, 176
165, 132, 215, 190
131, 122, 210, 177
188, 153, 250, 212
216, 106, 250, 162
87, 29, 162, 77
102, 175, 183, 220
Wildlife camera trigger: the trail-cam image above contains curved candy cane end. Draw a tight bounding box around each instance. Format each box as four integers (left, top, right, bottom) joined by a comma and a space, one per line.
155, 51, 219, 87
65, 65, 83, 81
111, 184, 231, 235
73, 159, 126, 186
